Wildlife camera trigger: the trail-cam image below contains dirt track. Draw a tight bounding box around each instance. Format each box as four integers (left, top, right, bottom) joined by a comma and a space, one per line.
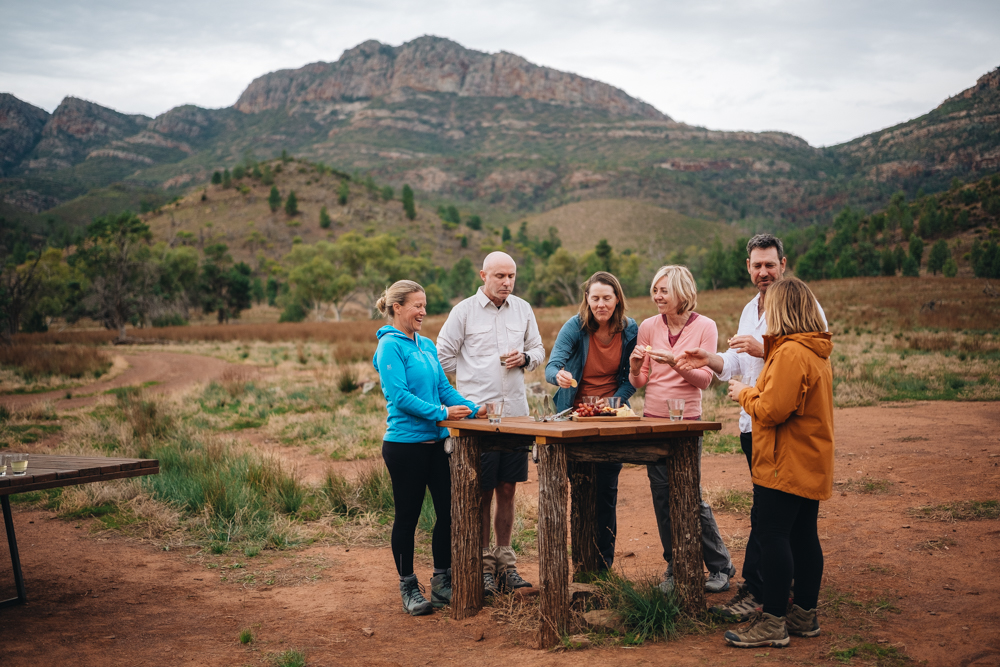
1, 352, 999, 666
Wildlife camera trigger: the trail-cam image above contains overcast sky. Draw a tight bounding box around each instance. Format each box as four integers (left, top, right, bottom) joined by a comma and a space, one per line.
2, 0, 998, 147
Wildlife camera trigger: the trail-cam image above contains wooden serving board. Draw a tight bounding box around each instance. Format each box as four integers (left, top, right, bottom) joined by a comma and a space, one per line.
571, 415, 642, 422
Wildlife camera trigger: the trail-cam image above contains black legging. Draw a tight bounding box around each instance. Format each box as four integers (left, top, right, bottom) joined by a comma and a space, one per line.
753, 484, 823, 617
382, 440, 452, 577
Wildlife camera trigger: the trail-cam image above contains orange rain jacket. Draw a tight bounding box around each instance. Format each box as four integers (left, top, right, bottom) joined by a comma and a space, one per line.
738, 332, 835, 501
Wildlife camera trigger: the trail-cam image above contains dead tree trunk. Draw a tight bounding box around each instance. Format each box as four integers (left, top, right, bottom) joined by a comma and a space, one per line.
664, 435, 706, 616
537, 441, 569, 648
569, 461, 600, 577
449, 435, 483, 619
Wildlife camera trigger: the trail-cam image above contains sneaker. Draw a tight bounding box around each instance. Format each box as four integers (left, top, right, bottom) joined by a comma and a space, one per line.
785, 603, 820, 637
430, 569, 452, 608
400, 574, 433, 616
724, 612, 790, 648
659, 564, 674, 595
483, 571, 499, 597
706, 564, 737, 593
710, 584, 763, 622
499, 567, 532, 592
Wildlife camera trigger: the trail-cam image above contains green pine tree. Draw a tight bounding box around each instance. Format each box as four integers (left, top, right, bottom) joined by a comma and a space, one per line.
381, 185, 394, 201
908, 234, 924, 265
211, 171, 222, 185
222, 168, 232, 189
942, 257, 958, 278
285, 190, 298, 216
319, 206, 332, 229
337, 179, 349, 206
901, 254, 920, 277
268, 186, 281, 213
926, 240, 950, 275
402, 184, 416, 220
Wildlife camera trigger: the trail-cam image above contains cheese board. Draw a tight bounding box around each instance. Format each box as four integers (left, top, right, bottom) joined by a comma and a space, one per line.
570, 415, 642, 422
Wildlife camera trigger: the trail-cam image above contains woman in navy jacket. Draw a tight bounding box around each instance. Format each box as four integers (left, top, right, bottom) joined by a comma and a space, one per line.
545, 271, 638, 570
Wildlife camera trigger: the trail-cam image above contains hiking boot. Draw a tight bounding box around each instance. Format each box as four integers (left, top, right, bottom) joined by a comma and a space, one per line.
483, 571, 499, 597
785, 603, 820, 637
499, 567, 532, 592
659, 564, 675, 595
724, 612, 790, 648
400, 574, 433, 616
706, 564, 737, 593
710, 583, 762, 622
430, 569, 452, 608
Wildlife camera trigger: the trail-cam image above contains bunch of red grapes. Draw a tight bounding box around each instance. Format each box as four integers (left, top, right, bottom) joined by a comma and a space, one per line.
574, 404, 617, 417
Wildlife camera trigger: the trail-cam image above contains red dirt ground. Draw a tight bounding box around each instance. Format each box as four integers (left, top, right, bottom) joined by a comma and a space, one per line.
2, 353, 999, 666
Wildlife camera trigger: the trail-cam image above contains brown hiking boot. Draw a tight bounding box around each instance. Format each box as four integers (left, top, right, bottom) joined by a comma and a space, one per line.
710, 583, 762, 622
724, 612, 790, 648
785, 603, 820, 637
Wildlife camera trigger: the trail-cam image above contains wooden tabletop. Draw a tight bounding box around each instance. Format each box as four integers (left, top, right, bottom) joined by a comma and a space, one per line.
0, 454, 159, 496
439, 416, 721, 441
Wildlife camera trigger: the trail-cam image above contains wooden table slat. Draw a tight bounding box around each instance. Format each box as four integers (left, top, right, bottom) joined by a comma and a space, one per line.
0, 455, 159, 496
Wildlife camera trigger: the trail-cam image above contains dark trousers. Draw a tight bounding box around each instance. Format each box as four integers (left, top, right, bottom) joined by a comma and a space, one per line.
740, 431, 765, 599
382, 440, 452, 577
568, 461, 622, 570
753, 485, 823, 617
646, 438, 732, 574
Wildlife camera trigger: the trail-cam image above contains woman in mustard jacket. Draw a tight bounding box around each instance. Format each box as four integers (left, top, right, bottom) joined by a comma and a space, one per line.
723, 277, 834, 649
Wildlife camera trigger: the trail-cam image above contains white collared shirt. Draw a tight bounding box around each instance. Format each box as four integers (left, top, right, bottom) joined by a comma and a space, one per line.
716, 292, 828, 433
436, 287, 546, 417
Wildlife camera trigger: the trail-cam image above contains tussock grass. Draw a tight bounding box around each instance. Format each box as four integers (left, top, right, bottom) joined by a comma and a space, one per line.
593, 571, 680, 644
0, 344, 112, 381
909, 500, 1000, 522
705, 488, 753, 514
843, 476, 893, 494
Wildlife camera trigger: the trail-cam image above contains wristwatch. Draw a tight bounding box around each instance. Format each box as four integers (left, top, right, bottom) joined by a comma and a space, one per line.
520, 354, 530, 369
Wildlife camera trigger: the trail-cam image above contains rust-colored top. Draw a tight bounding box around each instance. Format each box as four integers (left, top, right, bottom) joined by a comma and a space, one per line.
739, 332, 835, 501
575, 333, 622, 403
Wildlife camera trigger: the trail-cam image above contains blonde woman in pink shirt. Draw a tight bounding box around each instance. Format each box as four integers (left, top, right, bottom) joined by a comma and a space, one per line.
629, 265, 736, 594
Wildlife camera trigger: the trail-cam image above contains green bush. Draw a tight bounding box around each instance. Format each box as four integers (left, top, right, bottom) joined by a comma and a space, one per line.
319, 205, 332, 229
279, 302, 307, 323
152, 313, 188, 327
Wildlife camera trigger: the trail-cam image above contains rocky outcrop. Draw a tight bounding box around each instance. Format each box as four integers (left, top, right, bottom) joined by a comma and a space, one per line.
147, 105, 218, 139
0, 93, 50, 176
234, 36, 667, 120
26, 97, 150, 168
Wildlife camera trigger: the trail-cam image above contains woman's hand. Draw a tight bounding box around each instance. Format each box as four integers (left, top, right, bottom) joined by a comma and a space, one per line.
555, 369, 575, 389
674, 348, 708, 371
447, 405, 473, 420
629, 345, 647, 374
727, 380, 748, 402
474, 405, 487, 419
648, 348, 676, 366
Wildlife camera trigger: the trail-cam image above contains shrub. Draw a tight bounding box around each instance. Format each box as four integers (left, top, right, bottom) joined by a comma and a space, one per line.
381, 185, 393, 201
466, 214, 482, 231
279, 302, 308, 323
595, 571, 679, 644
211, 171, 222, 185
284, 190, 298, 216
268, 186, 281, 212
337, 366, 360, 393
338, 179, 349, 206
152, 313, 188, 328
402, 184, 415, 220
319, 205, 332, 229
0, 344, 112, 380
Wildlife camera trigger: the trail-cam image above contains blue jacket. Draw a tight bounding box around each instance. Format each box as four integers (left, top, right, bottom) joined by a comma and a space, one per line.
373, 325, 478, 442
545, 315, 639, 412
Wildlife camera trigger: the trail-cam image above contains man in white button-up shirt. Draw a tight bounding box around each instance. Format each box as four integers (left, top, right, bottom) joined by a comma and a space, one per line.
675, 234, 826, 621
437, 251, 545, 595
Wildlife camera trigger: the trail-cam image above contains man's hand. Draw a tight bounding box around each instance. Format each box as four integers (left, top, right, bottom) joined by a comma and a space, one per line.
447, 405, 473, 420
675, 347, 724, 373
474, 405, 487, 419
503, 349, 526, 369
555, 369, 576, 389
727, 380, 749, 402
728, 335, 764, 358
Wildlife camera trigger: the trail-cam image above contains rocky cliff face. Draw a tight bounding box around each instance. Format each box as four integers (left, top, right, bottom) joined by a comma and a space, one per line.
234, 36, 667, 120
0, 93, 50, 176
25, 96, 150, 170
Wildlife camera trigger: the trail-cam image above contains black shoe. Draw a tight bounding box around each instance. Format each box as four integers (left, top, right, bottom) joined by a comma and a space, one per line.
483, 571, 499, 597
499, 568, 532, 592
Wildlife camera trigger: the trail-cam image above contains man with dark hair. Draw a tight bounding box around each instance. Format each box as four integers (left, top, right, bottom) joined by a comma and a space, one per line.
676, 232, 826, 620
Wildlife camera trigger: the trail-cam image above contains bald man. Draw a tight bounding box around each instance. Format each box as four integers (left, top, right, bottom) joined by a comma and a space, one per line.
437, 252, 546, 595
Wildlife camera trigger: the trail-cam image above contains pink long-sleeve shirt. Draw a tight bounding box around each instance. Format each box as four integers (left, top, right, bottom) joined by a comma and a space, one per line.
629, 313, 717, 419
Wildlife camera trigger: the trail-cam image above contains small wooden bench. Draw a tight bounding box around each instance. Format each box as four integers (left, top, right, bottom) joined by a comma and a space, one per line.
0, 454, 160, 609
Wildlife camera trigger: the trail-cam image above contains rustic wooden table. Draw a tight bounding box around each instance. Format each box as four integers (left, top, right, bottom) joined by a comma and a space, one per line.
438, 416, 721, 648
0, 454, 160, 609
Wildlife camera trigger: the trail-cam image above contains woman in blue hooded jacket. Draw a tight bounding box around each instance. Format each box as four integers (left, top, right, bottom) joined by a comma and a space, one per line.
545, 271, 638, 570
373, 280, 480, 616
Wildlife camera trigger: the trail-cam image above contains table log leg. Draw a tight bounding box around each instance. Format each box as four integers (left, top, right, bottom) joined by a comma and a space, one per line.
569, 462, 600, 577
449, 435, 483, 619
664, 436, 706, 616
1, 495, 27, 608
537, 441, 569, 648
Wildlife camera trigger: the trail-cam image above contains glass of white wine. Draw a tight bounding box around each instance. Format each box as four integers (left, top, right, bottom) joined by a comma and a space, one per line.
11, 453, 28, 476
666, 398, 685, 422
485, 400, 504, 425
0, 454, 8, 477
